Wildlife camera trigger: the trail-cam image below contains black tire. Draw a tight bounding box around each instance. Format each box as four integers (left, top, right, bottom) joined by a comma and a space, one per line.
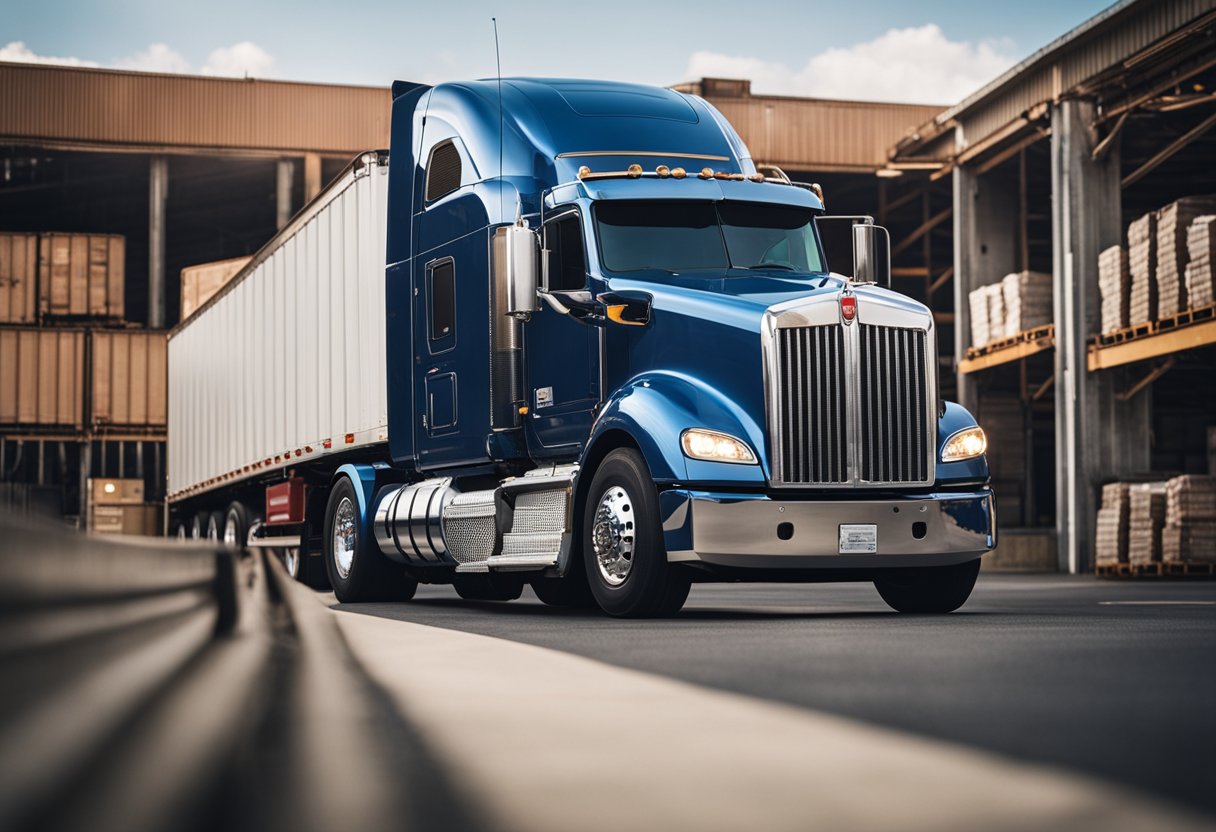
874, 558, 982, 614
582, 448, 691, 618
453, 573, 524, 602
223, 501, 250, 551
530, 575, 597, 608
323, 477, 418, 603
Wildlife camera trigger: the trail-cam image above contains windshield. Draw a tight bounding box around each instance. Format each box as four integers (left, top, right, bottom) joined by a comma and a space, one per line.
594, 201, 825, 275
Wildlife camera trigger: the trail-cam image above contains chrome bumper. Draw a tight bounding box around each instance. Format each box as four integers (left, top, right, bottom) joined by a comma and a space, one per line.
660, 488, 995, 570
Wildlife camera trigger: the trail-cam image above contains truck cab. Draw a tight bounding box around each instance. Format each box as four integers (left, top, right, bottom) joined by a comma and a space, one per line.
315, 77, 995, 617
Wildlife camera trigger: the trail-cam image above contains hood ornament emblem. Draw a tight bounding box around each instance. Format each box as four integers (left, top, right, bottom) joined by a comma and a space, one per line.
839, 290, 857, 325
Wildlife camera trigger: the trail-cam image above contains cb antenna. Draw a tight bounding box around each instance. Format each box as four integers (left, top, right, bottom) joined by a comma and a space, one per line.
492, 17, 504, 223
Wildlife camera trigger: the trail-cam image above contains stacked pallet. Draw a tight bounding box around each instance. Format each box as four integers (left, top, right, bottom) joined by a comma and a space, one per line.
987, 284, 1007, 341
38, 233, 125, 320
1127, 212, 1156, 326
1097, 245, 1129, 334
1127, 482, 1168, 565
1184, 215, 1216, 309
1162, 475, 1216, 563
1001, 271, 1052, 335
968, 284, 995, 348
1095, 482, 1130, 566
0, 232, 39, 323
1157, 197, 1216, 317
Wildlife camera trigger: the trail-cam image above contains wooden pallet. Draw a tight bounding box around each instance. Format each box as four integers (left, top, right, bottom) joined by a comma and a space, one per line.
1093, 303, 1216, 347
1096, 560, 1216, 578
966, 324, 1054, 360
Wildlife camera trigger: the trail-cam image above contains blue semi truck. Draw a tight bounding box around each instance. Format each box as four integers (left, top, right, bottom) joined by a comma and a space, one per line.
167, 78, 995, 617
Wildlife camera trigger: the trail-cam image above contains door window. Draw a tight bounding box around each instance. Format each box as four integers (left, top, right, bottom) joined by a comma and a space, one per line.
428, 259, 456, 351
544, 213, 588, 291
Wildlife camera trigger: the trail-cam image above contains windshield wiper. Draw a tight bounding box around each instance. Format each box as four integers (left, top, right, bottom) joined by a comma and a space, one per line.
741, 263, 797, 272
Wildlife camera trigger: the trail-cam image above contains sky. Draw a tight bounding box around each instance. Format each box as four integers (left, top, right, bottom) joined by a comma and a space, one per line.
2, 0, 1115, 105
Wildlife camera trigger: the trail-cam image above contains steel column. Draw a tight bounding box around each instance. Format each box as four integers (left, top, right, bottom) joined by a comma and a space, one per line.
1050, 98, 1149, 574
148, 156, 168, 328
276, 159, 295, 229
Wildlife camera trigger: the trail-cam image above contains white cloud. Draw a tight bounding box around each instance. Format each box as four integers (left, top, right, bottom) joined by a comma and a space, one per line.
1, 39, 275, 80
0, 40, 98, 68
201, 41, 274, 78
685, 25, 1016, 105
115, 43, 191, 74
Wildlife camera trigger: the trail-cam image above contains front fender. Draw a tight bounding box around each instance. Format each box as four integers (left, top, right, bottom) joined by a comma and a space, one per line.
586, 371, 768, 485
936, 401, 990, 485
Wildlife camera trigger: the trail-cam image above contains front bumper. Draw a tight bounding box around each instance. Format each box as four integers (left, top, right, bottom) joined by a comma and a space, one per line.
659, 487, 996, 571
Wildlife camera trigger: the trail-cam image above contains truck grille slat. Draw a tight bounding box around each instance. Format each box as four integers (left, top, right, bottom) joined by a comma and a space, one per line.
774, 322, 929, 486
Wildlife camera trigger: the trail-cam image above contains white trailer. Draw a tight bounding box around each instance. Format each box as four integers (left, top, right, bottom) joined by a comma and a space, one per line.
167, 152, 389, 503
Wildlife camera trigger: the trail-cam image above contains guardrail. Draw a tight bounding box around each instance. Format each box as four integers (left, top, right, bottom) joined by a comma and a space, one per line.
0, 516, 268, 832
0, 514, 476, 832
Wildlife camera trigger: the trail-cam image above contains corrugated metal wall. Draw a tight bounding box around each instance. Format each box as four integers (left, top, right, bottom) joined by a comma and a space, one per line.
0, 64, 390, 154
166, 156, 390, 498
706, 96, 944, 171
958, 0, 1216, 147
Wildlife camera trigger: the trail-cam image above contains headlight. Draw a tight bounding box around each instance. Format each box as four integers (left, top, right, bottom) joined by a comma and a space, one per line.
680, 429, 757, 464
941, 426, 987, 462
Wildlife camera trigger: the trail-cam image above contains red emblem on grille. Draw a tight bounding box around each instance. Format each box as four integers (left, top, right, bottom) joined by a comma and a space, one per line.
840, 295, 857, 323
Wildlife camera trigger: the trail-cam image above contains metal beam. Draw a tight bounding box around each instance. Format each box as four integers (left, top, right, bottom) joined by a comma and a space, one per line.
891, 206, 952, 259
1122, 111, 1216, 188
148, 156, 168, 329
929, 266, 954, 295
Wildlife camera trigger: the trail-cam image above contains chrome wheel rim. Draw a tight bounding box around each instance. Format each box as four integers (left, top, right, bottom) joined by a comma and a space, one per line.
592, 485, 636, 587
206, 516, 220, 542
191, 517, 202, 540
283, 547, 301, 578
332, 497, 356, 579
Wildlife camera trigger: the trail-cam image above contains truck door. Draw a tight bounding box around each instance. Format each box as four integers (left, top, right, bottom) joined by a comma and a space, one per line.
525, 210, 601, 456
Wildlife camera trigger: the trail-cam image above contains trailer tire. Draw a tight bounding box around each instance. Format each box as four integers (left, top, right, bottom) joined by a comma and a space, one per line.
190, 513, 204, 540
223, 502, 250, 552
323, 476, 418, 603
874, 558, 981, 614
582, 448, 690, 618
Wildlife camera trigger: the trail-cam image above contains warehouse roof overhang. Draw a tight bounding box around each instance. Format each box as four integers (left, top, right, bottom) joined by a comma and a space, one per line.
0, 62, 391, 157
674, 78, 948, 174
891, 0, 1216, 175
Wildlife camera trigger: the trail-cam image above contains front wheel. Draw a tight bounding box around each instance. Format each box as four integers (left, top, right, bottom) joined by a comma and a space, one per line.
323, 477, 418, 603
582, 448, 690, 618
874, 558, 982, 614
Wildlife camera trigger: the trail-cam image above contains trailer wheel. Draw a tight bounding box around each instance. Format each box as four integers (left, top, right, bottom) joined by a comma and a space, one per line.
453, 573, 524, 602
223, 502, 250, 552
174, 523, 187, 541
323, 476, 418, 603
582, 448, 691, 618
874, 558, 982, 614
204, 511, 223, 542
190, 514, 204, 540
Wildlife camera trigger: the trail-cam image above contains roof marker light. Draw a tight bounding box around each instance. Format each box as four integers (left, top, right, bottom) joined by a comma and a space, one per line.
656, 165, 670, 178
578, 165, 591, 179
627, 164, 643, 178
671, 167, 686, 179
699, 167, 714, 179
749, 173, 765, 183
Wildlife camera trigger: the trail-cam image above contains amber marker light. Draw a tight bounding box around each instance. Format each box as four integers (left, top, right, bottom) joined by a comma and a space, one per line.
671, 167, 686, 179
345, 433, 355, 444
656, 165, 670, 178
749, 173, 766, 182
627, 164, 643, 178
699, 167, 714, 179
578, 165, 591, 179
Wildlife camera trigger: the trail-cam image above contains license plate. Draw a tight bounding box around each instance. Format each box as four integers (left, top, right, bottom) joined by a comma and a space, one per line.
839, 524, 877, 554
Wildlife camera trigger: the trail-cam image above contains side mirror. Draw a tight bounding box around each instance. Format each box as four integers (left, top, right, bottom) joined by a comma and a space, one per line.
852, 223, 891, 287
505, 220, 540, 319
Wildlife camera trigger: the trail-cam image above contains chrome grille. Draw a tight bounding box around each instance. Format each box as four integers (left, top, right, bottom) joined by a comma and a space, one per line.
858, 324, 929, 483
772, 322, 931, 486
775, 327, 847, 484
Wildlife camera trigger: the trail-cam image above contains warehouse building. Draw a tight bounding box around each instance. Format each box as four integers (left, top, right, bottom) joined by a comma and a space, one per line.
0, 66, 388, 525
889, 0, 1216, 572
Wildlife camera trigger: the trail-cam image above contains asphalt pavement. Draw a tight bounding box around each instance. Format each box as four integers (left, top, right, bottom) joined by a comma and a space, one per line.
334, 572, 1216, 818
